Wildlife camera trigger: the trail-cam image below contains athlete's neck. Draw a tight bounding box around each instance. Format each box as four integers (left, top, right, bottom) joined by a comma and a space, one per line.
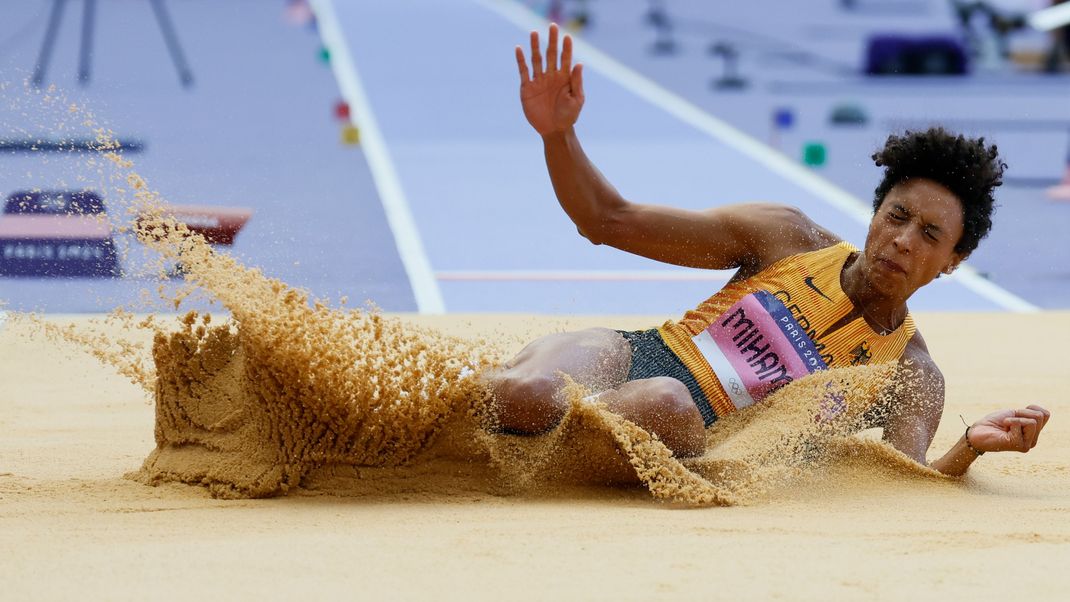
841, 252, 908, 332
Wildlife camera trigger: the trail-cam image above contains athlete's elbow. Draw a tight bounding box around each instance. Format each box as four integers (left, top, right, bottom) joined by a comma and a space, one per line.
580, 209, 631, 246
577, 218, 617, 245
576, 224, 605, 245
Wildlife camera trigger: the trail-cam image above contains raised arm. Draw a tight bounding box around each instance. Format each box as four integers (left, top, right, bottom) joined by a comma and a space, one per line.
880, 335, 1051, 477
515, 25, 833, 272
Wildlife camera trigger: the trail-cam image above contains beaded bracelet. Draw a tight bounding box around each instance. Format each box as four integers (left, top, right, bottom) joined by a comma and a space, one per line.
964, 425, 985, 456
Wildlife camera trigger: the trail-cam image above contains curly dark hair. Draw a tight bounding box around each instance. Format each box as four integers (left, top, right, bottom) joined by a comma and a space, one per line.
871, 127, 1006, 255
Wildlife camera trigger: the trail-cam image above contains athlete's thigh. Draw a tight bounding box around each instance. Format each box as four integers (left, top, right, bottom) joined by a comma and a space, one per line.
501, 327, 632, 392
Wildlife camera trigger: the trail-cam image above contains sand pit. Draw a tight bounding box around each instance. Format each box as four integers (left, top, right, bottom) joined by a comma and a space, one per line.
1, 310, 1068, 599
1, 83, 1066, 599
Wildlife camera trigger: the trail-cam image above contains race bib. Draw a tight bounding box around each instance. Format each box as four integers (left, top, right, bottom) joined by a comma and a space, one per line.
691, 290, 827, 410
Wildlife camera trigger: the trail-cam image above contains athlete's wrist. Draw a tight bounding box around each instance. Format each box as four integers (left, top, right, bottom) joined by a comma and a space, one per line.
540, 126, 575, 143
964, 425, 985, 457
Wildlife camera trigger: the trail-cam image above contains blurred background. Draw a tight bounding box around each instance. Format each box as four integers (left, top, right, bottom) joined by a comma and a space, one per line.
0, 0, 1067, 315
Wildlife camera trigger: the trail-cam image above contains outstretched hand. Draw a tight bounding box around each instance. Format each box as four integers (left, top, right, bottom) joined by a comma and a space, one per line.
515, 23, 585, 136
969, 405, 1051, 453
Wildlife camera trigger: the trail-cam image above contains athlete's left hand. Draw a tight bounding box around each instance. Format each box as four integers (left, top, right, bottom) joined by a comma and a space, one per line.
968, 405, 1051, 453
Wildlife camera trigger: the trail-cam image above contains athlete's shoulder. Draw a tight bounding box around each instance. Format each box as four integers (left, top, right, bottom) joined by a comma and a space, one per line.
779, 205, 842, 252
899, 329, 944, 384
734, 204, 842, 279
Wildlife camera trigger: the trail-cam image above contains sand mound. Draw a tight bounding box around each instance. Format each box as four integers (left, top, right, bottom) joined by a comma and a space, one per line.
129, 297, 926, 505
136, 309, 497, 498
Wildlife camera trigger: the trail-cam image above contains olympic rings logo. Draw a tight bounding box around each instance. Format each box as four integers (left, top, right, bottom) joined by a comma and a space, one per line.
728, 378, 743, 396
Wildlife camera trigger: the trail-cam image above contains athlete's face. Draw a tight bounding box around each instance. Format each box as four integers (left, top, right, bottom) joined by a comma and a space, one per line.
863, 178, 966, 298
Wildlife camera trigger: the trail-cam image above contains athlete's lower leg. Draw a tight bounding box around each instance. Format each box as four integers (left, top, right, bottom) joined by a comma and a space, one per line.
591, 377, 706, 457
483, 328, 631, 434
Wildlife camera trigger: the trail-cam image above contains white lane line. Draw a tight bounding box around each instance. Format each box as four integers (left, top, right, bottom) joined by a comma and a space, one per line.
1029, 2, 1070, 31
950, 264, 1038, 311
478, 0, 1039, 313
437, 269, 734, 282
310, 0, 445, 314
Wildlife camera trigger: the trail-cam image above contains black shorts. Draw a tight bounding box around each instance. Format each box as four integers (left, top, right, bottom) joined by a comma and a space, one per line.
616, 329, 718, 427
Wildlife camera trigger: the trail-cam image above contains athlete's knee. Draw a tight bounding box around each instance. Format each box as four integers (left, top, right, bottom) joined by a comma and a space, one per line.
617, 376, 684, 411
650, 376, 701, 419
616, 377, 706, 457
486, 370, 566, 435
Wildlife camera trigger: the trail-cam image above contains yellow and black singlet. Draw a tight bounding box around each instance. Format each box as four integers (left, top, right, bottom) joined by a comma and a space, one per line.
657, 241, 916, 425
